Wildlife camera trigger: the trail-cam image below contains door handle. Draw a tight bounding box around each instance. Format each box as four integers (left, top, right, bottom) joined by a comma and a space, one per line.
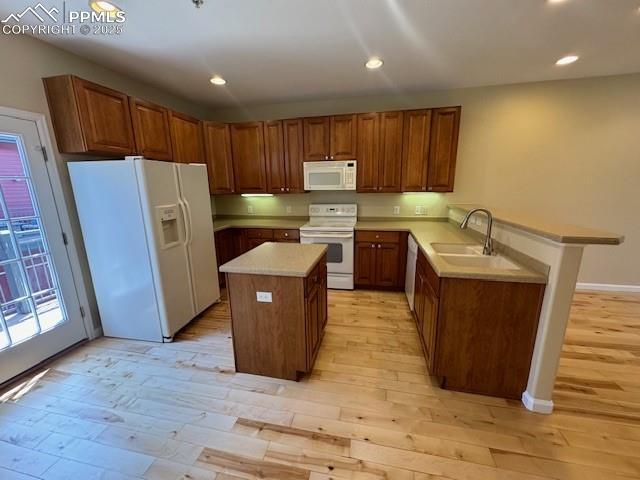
183, 198, 194, 245
177, 199, 190, 246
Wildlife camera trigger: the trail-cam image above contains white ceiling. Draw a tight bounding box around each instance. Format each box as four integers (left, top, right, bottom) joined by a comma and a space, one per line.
3, 0, 640, 108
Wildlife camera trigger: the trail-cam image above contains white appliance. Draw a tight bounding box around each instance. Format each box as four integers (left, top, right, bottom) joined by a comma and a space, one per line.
405, 235, 418, 311
303, 160, 356, 190
300, 204, 357, 290
69, 157, 220, 342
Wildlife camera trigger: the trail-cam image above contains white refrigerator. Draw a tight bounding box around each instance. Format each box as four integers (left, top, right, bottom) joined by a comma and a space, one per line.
69, 157, 220, 342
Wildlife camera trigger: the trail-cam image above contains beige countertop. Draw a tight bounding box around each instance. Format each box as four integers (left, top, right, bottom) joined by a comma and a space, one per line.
356, 219, 547, 284
448, 204, 624, 245
212, 217, 306, 232
219, 242, 327, 277
213, 216, 547, 284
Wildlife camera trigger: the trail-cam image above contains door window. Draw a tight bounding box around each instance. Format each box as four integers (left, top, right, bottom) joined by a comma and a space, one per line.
0, 136, 65, 350
308, 171, 341, 187
325, 242, 344, 264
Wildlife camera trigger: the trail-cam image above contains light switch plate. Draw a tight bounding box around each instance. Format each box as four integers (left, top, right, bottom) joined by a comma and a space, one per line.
286, 205, 292, 214
415, 206, 427, 215
392, 206, 400, 215
247, 205, 254, 214
256, 291, 272, 303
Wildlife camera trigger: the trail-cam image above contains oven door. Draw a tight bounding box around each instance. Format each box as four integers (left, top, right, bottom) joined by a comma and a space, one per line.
299, 232, 354, 274
303, 165, 346, 191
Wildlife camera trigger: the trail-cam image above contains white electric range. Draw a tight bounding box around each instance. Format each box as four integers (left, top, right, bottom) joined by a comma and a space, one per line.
299, 204, 357, 290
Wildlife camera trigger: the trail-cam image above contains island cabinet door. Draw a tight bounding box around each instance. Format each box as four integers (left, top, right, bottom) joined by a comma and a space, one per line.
319, 262, 328, 330
306, 284, 320, 369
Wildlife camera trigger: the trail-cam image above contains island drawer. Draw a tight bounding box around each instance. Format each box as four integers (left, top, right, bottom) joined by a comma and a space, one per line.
355, 230, 401, 243
274, 229, 300, 241
245, 228, 274, 239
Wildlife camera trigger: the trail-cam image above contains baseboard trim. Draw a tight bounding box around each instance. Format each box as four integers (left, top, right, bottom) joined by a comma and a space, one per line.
576, 282, 640, 293
522, 391, 554, 414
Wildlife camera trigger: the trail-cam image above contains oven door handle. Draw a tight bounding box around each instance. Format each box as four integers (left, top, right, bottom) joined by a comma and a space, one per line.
300, 232, 354, 239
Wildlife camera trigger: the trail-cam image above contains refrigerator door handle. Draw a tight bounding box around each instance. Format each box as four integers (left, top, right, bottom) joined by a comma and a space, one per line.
177, 198, 190, 246
183, 198, 194, 246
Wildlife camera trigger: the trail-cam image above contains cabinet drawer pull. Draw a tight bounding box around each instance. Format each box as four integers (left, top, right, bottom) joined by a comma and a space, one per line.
377, 244, 381, 248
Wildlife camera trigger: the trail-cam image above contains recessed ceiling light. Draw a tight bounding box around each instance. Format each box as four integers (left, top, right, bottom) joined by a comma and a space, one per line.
555, 55, 579, 66
365, 57, 383, 69
89, 1, 121, 14
210, 75, 227, 85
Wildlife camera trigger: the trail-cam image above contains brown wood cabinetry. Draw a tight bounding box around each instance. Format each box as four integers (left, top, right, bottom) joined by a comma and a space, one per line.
283, 119, 305, 193
169, 111, 205, 164
274, 229, 300, 242
43, 74, 460, 192
356, 111, 404, 192
204, 122, 235, 194
214, 228, 235, 287
427, 106, 461, 192
303, 116, 331, 160
412, 248, 545, 399
227, 254, 327, 380
330, 114, 357, 160
355, 113, 380, 192
401, 109, 432, 192
130, 98, 173, 161
230, 122, 267, 193
43, 75, 136, 156
264, 120, 305, 193
355, 230, 407, 289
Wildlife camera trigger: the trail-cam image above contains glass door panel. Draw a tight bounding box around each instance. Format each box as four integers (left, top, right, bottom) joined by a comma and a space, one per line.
0, 135, 65, 350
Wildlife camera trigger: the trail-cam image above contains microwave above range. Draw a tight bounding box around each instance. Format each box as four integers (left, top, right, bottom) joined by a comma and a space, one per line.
303, 161, 356, 191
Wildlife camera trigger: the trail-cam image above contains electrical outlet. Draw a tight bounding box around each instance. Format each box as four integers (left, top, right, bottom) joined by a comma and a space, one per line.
392, 206, 400, 215
247, 205, 254, 214
414, 206, 427, 215
256, 291, 272, 303
286, 205, 292, 214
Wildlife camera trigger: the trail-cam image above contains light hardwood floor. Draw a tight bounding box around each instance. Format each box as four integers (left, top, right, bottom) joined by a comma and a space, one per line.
1, 289, 639, 480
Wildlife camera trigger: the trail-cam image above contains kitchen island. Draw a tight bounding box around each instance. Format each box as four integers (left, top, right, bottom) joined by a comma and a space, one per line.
219, 242, 328, 381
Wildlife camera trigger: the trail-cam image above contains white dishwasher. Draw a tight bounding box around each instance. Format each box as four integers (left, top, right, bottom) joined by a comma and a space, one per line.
405, 235, 418, 311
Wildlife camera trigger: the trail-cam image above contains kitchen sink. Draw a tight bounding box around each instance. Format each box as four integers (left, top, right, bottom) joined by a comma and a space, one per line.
430, 243, 484, 255
439, 254, 520, 270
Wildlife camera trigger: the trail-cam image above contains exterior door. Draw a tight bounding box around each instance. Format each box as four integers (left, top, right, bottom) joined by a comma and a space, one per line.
0, 115, 86, 384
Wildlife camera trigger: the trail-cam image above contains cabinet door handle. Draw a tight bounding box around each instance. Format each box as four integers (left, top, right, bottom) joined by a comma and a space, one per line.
330, 155, 334, 160
371, 244, 375, 248
281, 187, 285, 191
284, 233, 288, 237
286, 187, 290, 192
375, 234, 379, 239
324, 155, 328, 160
377, 244, 381, 248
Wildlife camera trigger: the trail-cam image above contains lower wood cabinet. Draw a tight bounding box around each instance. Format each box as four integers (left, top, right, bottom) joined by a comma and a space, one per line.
214, 227, 301, 285
227, 254, 327, 380
354, 230, 407, 289
413, 249, 546, 399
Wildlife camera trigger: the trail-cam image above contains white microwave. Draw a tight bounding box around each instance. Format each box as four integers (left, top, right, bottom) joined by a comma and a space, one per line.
303, 161, 357, 191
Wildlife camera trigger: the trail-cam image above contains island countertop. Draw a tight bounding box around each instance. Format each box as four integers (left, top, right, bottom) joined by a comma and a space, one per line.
219, 242, 328, 277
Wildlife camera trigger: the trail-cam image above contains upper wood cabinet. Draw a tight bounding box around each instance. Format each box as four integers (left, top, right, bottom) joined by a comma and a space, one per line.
283, 119, 305, 193
303, 116, 330, 161
129, 98, 172, 161
356, 111, 403, 192
204, 121, 235, 194
264, 120, 287, 193
378, 111, 404, 192
169, 111, 205, 164
427, 106, 461, 192
330, 114, 357, 160
265, 119, 305, 193
43, 75, 136, 156
356, 113, 380, 192
230, 122, 267, 193
401, 109, 432, 192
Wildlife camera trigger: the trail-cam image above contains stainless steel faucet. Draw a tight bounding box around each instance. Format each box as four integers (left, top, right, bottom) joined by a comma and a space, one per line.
460, 208, 494, 256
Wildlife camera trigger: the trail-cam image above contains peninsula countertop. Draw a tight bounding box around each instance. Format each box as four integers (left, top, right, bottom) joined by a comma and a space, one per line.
219, 242, 328, 277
